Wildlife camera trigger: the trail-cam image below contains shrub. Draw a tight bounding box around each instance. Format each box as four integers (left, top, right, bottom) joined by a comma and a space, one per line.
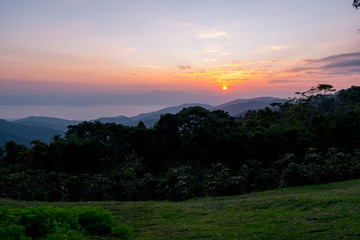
0, 206, 132, 240
77, 206, 133, 238
0, 224, 30, 240
164, 166, 202, 201
204, 163, 244, 196
281, 162, 311, 187
20, 207, 80, 239
77, 207, 114, 235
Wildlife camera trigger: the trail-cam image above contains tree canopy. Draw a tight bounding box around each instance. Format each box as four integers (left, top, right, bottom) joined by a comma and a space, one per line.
1, 85, 360, 201
354, 0, 360, 9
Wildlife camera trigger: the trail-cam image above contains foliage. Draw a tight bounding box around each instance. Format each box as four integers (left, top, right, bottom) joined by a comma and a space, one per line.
354, 0, 360, 9
0, 206, 132, 240
1, 85, 360, 201
2, 179, 360, 239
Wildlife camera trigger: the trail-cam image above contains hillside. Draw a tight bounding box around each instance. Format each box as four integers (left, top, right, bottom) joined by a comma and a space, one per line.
13, 116, 80, 131
97, 97, 286, 126
1, 179, 360, 239
96, 103, 212, 126
2, 97, 283, 144
0, 119, 64, 146
213, 97, 286, 116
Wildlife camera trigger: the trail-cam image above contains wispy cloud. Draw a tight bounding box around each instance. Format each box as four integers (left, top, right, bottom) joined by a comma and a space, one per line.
196, 29, 228, 39
129, 64, 164, 69
268, 79, 305, 84
297, 52, 360, 74
286, 67, 314, 73
259, 60, 285, 64
200, 49, 220, 53
178, 66, 267, 84
322, 59, 360, 68
179, 65, 192, 70
305, 52, 360, 64
258, 45, 290, 51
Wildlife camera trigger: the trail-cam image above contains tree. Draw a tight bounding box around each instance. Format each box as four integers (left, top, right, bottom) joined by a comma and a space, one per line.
293, 84, 336, 101
354, 0, 360, 9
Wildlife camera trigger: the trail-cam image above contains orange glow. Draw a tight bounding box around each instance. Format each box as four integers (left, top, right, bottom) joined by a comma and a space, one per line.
222, 86, 228, 91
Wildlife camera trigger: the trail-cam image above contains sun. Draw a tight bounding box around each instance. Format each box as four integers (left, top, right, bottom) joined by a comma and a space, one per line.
222, 86, 228, 91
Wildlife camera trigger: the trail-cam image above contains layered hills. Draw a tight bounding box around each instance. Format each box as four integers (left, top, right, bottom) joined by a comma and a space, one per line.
0, 97, 285, 146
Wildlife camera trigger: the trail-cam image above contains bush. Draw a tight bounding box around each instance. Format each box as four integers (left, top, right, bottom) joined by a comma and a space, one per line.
0, 206, 132, 240
164, 166, 202, 201
77, 207, 114, 235
204, 163, 244, 196
281, 162, 311, 187
20, 207, 80, 239
0, 224, 30, 240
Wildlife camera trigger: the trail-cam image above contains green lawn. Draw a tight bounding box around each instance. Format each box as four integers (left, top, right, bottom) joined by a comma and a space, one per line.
1, 179, 360, 239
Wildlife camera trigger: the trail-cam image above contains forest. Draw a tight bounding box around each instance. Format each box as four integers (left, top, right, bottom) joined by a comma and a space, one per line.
1, 84, 360, 202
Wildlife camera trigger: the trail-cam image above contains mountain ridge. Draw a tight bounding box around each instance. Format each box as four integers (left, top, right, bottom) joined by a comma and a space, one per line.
1, 96, 286, 146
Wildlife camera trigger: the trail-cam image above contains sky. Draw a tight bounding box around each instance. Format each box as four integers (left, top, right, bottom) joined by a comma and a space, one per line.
0, 0, 360, 119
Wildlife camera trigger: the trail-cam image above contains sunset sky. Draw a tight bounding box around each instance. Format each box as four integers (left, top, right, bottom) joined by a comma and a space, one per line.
0, 0, 360, 119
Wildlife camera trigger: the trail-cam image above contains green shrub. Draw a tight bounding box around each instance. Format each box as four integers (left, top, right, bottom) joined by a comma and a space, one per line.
43, 225, 85, 240
0, 224, 30, 240
77, 207, 132, 239
0, 206, 132, 240
78, 207, 114, 235
111, 224, 133, 239
21, 207, 80, 239
204, 163, 245, 196
164, 166, 201, 201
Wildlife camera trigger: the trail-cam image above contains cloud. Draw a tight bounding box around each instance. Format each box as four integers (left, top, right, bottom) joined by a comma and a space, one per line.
179, 65, 192, 70
200, 49, 220, 53
204, 59, 217, 61
322, 59, 360, 69
259, 60, 285, 64
181, 67, 266, 83
196, 29, 228, 39
130, 64, 164, 69
297, 59, 313, 64
176, 21, 193, 27
297, 52, 360, 75
300, 52, 360, 64
268, 79, 305, 84
258, 45, 290, 51
287, 67, 314, 73
316, 52, 360, 63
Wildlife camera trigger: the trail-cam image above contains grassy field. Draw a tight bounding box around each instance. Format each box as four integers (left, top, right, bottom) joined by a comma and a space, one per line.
1, 179, 360, 239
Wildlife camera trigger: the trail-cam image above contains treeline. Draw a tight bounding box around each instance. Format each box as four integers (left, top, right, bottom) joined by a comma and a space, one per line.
1, 84, 360, 201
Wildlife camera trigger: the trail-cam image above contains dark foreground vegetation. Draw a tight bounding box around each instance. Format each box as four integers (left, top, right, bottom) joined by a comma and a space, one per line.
1, 84, 360, 201
1, 179, 360, 239
0, 205, 132, 240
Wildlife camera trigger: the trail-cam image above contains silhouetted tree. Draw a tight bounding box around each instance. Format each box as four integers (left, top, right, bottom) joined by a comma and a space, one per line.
354, 0, 360, 9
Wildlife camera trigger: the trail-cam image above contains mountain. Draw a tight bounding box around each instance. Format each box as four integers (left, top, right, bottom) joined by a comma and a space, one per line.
96, 103, 212, 127
4, 97, 287, 145
13, 116, 80, 132
213, 97, 287, 116
95, 98, 287, 127
0, 119, 64, 146
0, 91, 230, 106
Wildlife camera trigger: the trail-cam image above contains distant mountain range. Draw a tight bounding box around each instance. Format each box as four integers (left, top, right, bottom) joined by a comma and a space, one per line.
212, 97, 286, 116
0, 119, 64, 146
0, 97, 286, 146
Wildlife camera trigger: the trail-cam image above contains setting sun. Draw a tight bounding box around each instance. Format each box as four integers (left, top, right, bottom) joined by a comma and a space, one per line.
222, 86, 228, 91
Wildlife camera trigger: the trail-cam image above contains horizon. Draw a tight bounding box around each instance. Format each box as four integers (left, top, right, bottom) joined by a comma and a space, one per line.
1, 0, 359, 119
0, 93, 286, 121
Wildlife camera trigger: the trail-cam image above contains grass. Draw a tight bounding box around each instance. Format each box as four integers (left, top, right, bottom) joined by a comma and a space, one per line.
1, 179, 360, 239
